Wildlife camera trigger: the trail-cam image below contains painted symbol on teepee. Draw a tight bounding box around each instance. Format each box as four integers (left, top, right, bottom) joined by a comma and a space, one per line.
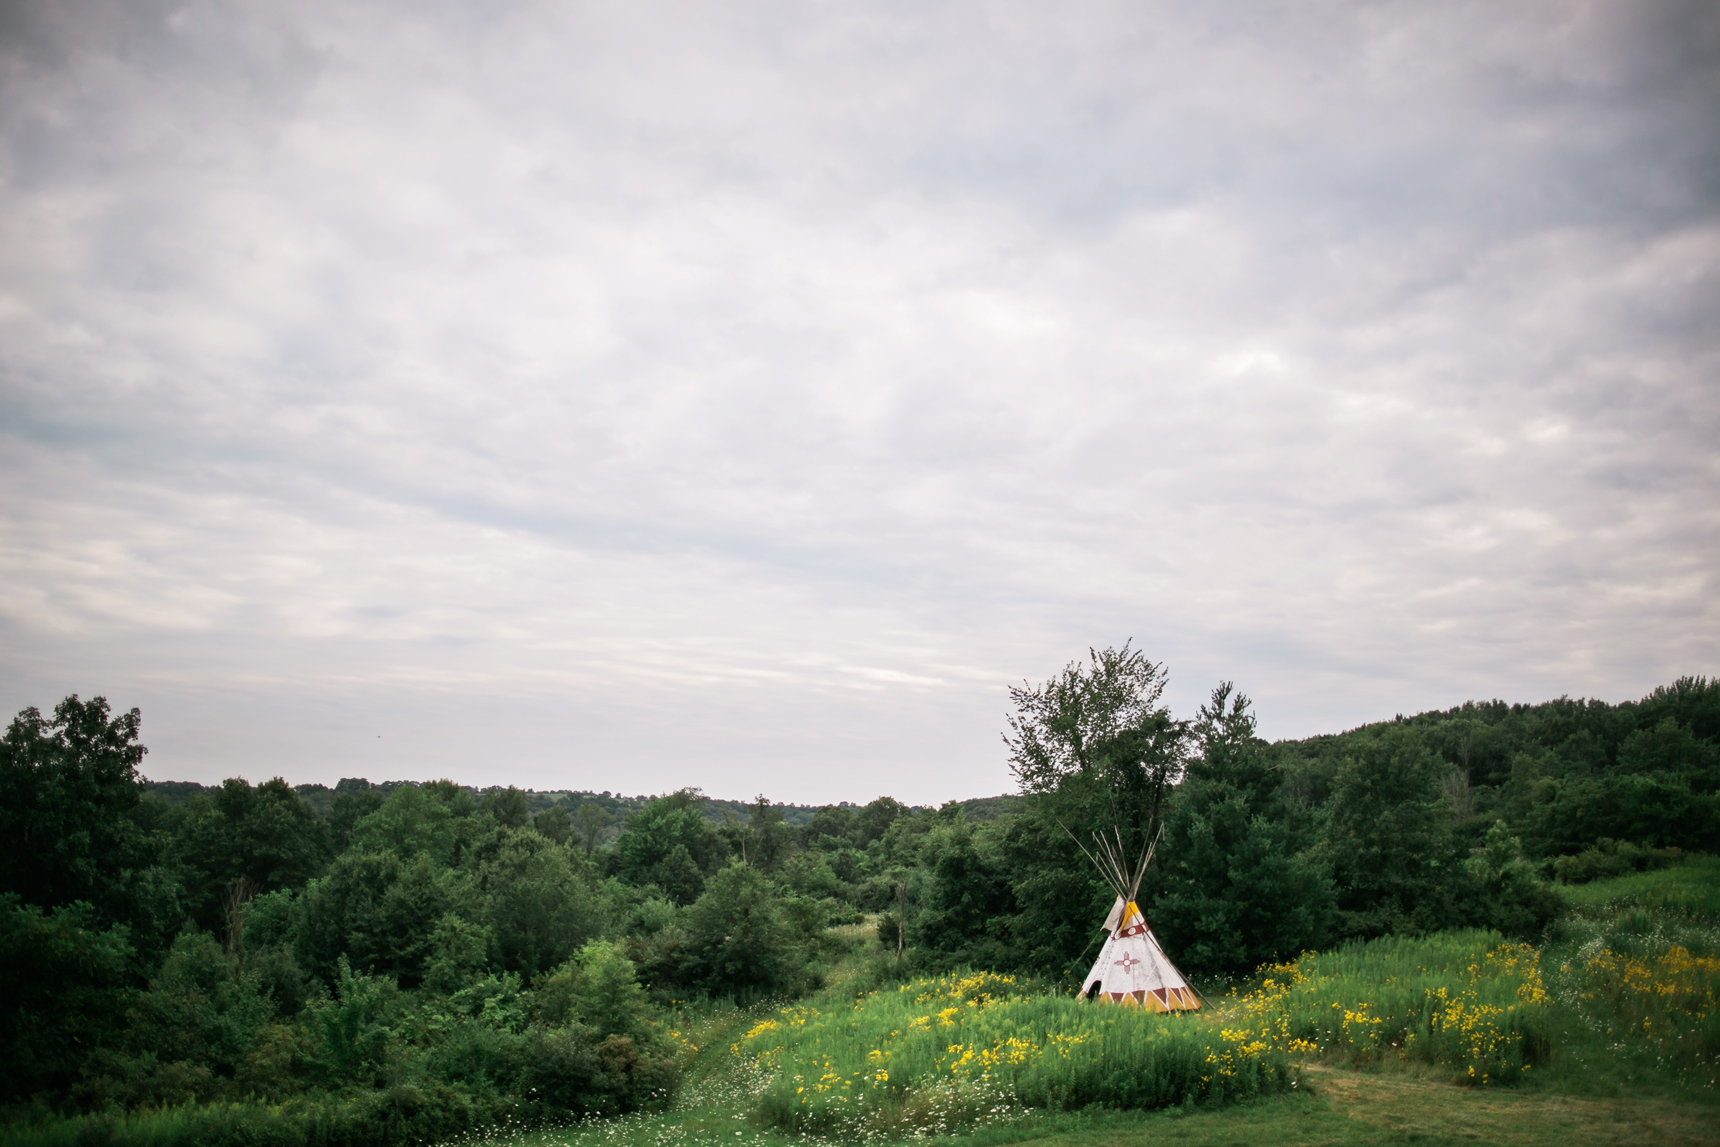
1113, 952, 1142, 979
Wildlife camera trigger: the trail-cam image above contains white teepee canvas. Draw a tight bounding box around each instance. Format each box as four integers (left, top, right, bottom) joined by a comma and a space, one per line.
1080, 896, 1200, 1010
1070, 829, 1200, 1012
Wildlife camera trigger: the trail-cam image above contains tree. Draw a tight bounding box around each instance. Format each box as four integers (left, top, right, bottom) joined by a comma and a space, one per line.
422, 912, 493, 993
801, 804, 855, 849
348, 783, 457, 865
0, 894, 133, 1101
1149, 685, 1333, 975
326, 780, 386, 853
480, 832, 608, 976
685, 862, 792, 992
534, 803, 574, 845
536, 939, 653, 1042
854, 797, 906, 846
653, 844, 706, 905
1324, 725, 1468, 937
296, 850, 457, 985
913, 818, 1014, 969
1464, 821, 1565, 939
611, 791, 720, 886
481, 786, 531, 829
744, 794, 788, 870
1005, 644, 1188, 858
995, 814, 1113, 979
576, 802, 610, 856
0, 695, 148, 913
173, 777, 329, 937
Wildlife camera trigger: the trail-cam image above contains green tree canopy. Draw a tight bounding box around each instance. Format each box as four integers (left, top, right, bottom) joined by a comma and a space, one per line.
480, 831, 607, 976
349, 783, 458, 865
1149, 685, 1333, 974
685, 862, 791, 992
174, 777, 329, 934
611, 790, 721, 887
1005, 643, 1188, 860
0, 695, 148, 913
1325, 725, 1466, 937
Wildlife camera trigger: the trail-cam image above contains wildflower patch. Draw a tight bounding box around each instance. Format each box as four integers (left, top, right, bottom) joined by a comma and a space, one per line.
1214, 932, 1551, 1084
735, 971, 1291, 1137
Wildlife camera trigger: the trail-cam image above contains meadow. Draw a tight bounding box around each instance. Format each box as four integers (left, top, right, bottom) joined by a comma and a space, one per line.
517, 861, 1720, 1147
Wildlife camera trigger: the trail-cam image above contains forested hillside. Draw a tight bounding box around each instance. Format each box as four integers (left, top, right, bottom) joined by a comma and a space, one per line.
2, 658, 1715, 1143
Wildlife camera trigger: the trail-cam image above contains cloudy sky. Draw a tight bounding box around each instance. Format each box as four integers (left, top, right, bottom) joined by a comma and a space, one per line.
1, 0, 1715, 804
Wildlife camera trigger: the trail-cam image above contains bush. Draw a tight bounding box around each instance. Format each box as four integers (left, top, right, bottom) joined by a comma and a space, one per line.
535, 940, 654, 1040
0, 1086, 537, 1147
0, 895, 132, 1102
685, 863, 795, 994
1550, 839, 1684, 885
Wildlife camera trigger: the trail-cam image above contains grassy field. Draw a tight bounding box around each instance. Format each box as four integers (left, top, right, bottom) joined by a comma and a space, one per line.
494, 1051, 1720, 1147
1559, 853, 1720, 916
495, 860, 1720, 1147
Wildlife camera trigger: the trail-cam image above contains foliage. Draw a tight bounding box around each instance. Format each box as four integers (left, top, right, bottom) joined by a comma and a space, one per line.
1004, 644, 1188, 861
533, 803, 573, 846
1323, 725, 1468, 937
685, 864, 795, 993
536, 940, 655, 1042
0, 696, 154, 925
478, 831, 608, 977
1558, 853, 1720, 917
1148, 684, 1334, 975
347, 783, 457, 865
611, 792, 723, 889
1549, 838, 1685, 885
172, 777, 329, 935
295, 849, 458, 986
0, 895, 133, 1101
1542, 857, 1720, 1082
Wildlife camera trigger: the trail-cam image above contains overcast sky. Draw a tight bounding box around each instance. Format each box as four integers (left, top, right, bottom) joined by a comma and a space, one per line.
1, 0, 1715, 804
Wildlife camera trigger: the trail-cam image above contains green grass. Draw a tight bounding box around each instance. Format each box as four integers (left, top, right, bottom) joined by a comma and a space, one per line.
1539, 855, 1720, 1086
1207, 931, 1550, 1084
503, 1066, 1720, 1147
1559, 854, 1720, 915
735, 970, 1291, 1136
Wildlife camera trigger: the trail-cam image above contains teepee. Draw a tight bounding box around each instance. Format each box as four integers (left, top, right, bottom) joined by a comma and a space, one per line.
1072, 828, 1200, 1012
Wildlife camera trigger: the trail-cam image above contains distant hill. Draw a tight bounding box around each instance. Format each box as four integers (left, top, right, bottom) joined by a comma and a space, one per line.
953, 794, 1025, 821
142, 778, 852, 828
141, 779, 1027, 840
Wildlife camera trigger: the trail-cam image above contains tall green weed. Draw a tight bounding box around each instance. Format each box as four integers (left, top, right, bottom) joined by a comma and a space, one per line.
1543, 860, 1720, 1084
1214, 931, 1550, 1083
735, 971, 1292, 1137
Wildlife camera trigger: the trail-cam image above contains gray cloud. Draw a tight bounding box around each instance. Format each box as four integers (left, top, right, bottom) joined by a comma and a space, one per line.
1, 0, 1716, 802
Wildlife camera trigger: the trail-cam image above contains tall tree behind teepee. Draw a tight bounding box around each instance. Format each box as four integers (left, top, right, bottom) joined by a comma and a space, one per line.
999, 644, 1189, 978
1004, 642, 1189, 862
